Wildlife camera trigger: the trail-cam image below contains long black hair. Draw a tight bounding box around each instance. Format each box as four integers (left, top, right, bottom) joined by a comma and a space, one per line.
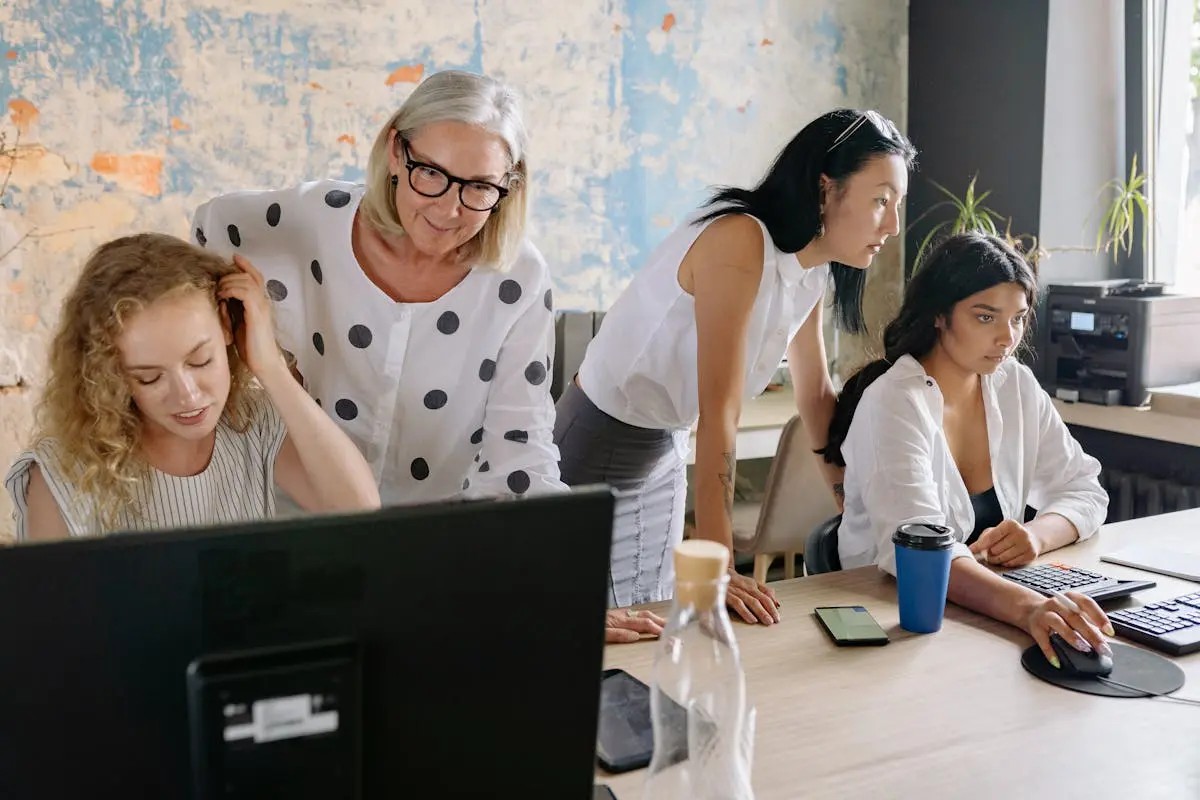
695, 108, 916, 334
820, 232, 1039, 467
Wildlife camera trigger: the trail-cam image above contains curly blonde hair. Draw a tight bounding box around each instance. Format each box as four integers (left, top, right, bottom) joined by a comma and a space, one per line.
33, 233, 257, 528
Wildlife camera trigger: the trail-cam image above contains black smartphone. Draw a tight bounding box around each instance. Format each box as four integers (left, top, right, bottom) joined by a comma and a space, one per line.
593, 785, 617, 800
595, 669, 655, 773
813, 605, 890, 646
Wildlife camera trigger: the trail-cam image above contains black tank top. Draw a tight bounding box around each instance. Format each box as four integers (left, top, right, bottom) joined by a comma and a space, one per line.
966, 486, 1003, 545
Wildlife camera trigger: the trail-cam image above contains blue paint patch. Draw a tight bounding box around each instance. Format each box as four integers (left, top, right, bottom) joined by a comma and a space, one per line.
600, 0, 713, 279
836, 64, 848, 96
811, 10, 844, 62
4, 0, 187, 147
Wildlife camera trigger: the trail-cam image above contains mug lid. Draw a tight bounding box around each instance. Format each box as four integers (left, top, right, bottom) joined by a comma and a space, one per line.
892, 523, 957, 550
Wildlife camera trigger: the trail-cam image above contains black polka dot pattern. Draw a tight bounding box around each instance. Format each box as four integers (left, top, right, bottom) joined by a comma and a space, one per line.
266, 279, 288, 301
411, 458, 430, 481
479, 461, 490, 472
325, 189, 352, 208
462, 478, 470, 491
525, 360, 547, 386
498, 279, 522, 304
424, 390, 447, 410
504, 429, 529, 444
348, 324, 373, 349
544, 288, 553, 311
335, 399, 358, 420
312, 332, 324, 355
479, 359, 496, 382
310, 259, 323, 284
437, 311, 460, 334
195, 227, 207, 247
227, 224, 241, 247
266, 203, 281, 227
470, 428, 484, 445
507, 470, 531, 494
316, 398, 322, 407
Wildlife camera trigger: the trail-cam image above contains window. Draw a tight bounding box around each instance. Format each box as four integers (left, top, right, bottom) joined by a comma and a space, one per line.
1147, 0, 1200, 292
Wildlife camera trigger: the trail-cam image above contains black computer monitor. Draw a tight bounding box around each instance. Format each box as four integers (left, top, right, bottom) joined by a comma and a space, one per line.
0, 486, 615, 799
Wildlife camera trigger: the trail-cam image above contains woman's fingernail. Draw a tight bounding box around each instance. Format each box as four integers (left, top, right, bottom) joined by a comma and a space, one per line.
1049, 655, 1061, 669
1074, 637, 1091, 652
1103, 623, 1116, 637
1099, 642, 1113, 657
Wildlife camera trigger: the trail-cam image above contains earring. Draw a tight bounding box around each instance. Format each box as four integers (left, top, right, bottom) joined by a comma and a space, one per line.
817, 217, 826, 239
390, 174, 399, 188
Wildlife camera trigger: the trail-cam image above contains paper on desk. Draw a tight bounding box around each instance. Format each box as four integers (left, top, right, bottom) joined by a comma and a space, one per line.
1148, 382, 1200, 419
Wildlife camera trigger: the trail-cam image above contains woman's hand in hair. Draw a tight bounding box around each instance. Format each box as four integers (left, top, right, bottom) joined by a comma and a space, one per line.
727, 570, 780, 625
218, 255, 289, 382
969, 519, 1041, 567
605, 608, 667, 644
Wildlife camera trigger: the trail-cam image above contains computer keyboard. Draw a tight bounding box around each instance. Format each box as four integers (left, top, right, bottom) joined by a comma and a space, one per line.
1108, 593, 1200, 656
1001, 562, 1156, 602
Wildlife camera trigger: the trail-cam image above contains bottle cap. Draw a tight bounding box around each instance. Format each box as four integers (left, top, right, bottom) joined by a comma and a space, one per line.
673, 539, 730, 608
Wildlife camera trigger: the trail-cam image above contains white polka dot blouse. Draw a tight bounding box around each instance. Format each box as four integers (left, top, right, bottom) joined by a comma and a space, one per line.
191, 180, 567, 505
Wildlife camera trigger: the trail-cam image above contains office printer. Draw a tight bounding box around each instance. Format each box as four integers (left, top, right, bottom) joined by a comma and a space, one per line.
1035, 280, 1200, 406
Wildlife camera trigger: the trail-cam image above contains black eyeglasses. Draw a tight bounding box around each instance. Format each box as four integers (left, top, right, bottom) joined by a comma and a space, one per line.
399, 139, 510, 212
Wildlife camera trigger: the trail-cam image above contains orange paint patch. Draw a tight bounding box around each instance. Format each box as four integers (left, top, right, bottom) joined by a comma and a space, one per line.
7, 99, 38, 133
7, 282, 24, 294
170, 117, 188, 131
21, 314, 38, 332
761, 38, 773, 46
90, 152, 163, 197
385, 64, 425, 86
6, 51, 17, 60
661, 13, 676, 31
308, 81, 324, 90
337, 134, 357, 146
613, 23, 622, 32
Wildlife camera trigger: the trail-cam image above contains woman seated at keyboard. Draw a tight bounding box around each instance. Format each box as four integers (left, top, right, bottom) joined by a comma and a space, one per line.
822, 232, 1113, 664
5, 233, 380, 541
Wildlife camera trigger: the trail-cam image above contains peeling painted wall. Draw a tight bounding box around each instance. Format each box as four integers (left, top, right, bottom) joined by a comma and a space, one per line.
0, 0, 906, 537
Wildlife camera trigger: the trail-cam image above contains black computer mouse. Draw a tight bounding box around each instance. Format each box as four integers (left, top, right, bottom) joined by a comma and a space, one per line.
1049, 633, 1113, 677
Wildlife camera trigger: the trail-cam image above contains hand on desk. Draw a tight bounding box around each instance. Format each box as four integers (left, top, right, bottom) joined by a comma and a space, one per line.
606, 608, 666, 643
727, 570, 780, 625
970, 519, 1041, 567
1022, 590, 1115, 668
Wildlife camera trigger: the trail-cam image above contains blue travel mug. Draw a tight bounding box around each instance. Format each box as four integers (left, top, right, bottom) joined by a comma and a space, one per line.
892, 523, 957, 633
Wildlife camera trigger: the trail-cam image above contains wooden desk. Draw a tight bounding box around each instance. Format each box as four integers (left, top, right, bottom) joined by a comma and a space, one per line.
1053, 398, 1200, 448
600, 508, 1200, 799
686, 387, 796, 465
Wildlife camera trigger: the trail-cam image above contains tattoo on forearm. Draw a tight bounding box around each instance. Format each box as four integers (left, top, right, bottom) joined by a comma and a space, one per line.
720, 451, 736, 521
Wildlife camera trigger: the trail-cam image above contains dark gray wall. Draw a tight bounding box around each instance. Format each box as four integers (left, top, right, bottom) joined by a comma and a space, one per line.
905, 0, 1051, 277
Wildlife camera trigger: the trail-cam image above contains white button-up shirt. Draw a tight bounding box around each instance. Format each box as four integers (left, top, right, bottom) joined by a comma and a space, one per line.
838, 354, 1108, 575
191, 180, 565, 505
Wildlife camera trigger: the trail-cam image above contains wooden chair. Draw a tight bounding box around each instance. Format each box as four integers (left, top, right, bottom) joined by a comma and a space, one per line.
731, 414, 841, 583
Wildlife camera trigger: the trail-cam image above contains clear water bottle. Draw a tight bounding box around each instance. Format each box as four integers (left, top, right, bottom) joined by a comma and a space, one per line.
643, 539, 755, 800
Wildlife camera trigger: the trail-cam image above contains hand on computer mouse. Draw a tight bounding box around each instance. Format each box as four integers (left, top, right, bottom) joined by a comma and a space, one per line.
969, 519, 1041, 567
1021, 589, 1114, 669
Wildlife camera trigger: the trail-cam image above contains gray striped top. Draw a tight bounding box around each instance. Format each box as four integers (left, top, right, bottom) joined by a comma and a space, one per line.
4, 391, 288, 541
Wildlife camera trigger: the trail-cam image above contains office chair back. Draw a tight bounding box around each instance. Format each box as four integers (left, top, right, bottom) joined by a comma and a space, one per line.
803, 514, 843, 575
733, 414, 841, 557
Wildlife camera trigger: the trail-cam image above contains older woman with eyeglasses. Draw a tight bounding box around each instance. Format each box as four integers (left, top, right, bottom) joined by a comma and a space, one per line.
190, 69, 567, 508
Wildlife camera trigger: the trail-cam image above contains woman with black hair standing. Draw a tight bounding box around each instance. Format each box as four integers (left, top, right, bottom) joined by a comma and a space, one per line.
554, 109, 916, 623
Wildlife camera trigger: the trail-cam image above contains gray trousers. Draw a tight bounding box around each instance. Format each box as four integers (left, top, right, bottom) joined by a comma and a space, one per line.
553, 382, 687, 608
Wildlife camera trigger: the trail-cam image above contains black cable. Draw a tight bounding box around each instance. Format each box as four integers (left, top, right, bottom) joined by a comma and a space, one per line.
1096, 675, 1200, 707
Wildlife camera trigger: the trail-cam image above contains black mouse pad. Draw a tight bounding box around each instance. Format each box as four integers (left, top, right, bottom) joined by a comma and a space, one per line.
1021, 641, 1185, 698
